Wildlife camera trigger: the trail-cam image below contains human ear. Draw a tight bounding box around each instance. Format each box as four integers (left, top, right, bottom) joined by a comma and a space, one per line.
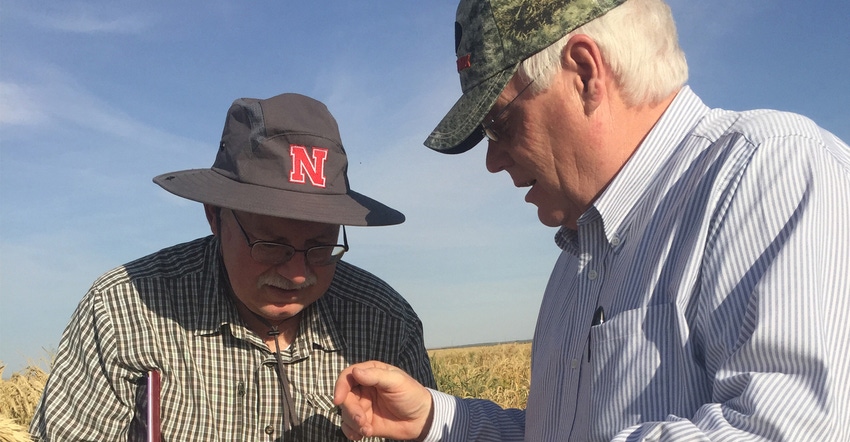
561, 34, 606, 114
204, 204, 222, 236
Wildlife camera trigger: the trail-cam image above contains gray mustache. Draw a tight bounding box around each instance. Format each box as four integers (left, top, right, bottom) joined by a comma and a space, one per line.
257, 272, 317, 290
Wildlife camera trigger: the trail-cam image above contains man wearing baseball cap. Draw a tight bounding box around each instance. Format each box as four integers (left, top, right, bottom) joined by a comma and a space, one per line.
30, 93, 435, 441
334, 0, 850, 440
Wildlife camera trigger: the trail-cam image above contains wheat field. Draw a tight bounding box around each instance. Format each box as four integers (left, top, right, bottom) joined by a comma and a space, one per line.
0, 341, 531, 441
0, 364, 47, 442
429, 341, 531, 409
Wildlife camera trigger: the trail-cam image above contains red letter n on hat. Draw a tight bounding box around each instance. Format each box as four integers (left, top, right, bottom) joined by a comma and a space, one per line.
289, 145, 328, 188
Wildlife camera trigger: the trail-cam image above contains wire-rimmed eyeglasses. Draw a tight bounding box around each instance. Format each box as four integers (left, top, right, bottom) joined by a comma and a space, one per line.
230, 210, 349, 266
480, 78, 536, 143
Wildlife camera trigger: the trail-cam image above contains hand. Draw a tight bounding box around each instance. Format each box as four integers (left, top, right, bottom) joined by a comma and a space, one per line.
333, 361, 434, 441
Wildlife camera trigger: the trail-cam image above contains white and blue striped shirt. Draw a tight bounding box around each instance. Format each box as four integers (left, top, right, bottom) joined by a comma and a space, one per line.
425, 87, 850, 441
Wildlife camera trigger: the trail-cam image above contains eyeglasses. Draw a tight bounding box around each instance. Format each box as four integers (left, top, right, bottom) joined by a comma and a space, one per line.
480, 78, 536, 143
229, 210, 349, 266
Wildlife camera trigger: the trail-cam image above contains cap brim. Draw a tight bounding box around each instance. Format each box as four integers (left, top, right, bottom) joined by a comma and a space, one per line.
424, 66, 517, 154
153, 169, 405, 226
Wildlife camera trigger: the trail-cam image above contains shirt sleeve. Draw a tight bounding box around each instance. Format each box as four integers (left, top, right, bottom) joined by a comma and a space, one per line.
396, 311, 437, 390
612, 131, 850, 440
422, 390, 526, 442
30, 285, 144, 441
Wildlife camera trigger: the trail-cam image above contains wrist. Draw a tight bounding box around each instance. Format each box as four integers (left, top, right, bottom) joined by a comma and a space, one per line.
414, 393, 435, 442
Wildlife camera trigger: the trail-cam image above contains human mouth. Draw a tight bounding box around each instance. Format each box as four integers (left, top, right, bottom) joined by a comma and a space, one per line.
518, 180, 537, 203
262, 282, 312, 306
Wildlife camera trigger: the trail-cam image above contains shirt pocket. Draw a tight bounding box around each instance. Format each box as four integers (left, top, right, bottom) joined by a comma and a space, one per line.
586, 302, 706, 440
305, 393, 385, 442
304, 392, 342, 426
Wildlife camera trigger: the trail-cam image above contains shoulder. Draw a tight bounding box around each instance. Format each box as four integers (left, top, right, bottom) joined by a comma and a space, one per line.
686, 107, 849, 199
691, 108, 850, 254
123, 236, 217, 279
88, 236, 217, 300
707, 108, 821, 141
695, 107, 848, 166
71, 236, 223, 346
324, 260, 417, 320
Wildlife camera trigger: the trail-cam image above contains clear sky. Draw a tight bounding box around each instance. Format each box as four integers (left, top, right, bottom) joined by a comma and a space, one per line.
2, 0, 848, 375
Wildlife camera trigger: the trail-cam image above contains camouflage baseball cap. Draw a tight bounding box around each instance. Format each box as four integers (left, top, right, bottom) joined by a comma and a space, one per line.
424, 0, 627, 154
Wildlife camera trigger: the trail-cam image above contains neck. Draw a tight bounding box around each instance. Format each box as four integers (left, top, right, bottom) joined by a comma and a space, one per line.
561, 90, 679, 230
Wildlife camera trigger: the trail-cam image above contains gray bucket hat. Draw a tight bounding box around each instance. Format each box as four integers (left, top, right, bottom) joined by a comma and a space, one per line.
424, 0, 626, 154
154, 93, 405, 226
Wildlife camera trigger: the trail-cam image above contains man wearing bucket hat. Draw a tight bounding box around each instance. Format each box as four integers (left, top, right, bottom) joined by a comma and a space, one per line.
30, 93, 436, 441
334, 0, 850, 440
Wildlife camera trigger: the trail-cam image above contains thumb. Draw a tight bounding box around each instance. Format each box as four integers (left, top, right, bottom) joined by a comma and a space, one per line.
349, 366, 390, 388
333, 361, 394, 405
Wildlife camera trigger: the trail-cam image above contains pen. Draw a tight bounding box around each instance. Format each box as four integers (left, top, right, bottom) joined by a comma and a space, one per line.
588, 307, 605, 361
591, 306, 605, 326
146, 370, 161, 442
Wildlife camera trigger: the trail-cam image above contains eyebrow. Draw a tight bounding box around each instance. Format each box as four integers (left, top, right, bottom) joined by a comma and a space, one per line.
235, 214, 338, 245
260, 227, 340, 246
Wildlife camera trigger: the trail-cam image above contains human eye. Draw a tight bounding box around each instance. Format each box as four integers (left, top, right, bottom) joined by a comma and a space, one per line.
306, 245, 346, 265
253, 242, 294, 263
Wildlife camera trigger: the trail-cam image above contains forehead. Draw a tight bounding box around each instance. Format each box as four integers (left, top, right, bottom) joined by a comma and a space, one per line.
487, 75, 531, 113
234, 210, 340, 241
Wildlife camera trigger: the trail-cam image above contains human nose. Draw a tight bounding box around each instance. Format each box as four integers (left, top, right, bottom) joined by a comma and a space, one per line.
273, 252, 310, 284
485, 141, 511, 173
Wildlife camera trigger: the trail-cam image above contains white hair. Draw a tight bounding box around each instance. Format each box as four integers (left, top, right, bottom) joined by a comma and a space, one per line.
519, 0, 688, 106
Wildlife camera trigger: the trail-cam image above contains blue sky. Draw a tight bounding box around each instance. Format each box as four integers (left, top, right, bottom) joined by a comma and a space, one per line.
2, 0, 848, 375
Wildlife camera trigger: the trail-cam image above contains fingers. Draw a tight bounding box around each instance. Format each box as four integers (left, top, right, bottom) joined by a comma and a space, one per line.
340, 416, 365, 440
335, 361, 392, 440
334, 361, 392, 404
333, 361, 431, 440
339, 402, 377, 440
338, 386, 374, 438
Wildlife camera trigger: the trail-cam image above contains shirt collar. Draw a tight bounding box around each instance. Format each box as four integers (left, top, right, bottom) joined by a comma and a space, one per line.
194, 236, 243, 336
289, 297, 345, 359
555, 86, 709, 252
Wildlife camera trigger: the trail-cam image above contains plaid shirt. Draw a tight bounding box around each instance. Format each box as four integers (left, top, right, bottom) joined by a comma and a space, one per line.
30, 236, 435, 441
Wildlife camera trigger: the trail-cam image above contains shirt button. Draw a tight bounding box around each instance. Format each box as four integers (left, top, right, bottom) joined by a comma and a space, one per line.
588, 269, 599, 280
264, 425, 274, 435
571, 358, 579, 369
611, 236, 621, 246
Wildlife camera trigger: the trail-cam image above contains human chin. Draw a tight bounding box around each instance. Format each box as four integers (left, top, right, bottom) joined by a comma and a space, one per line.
533, 202, 569, 228
536, 211, 564, 228
253, 289, 315, 320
